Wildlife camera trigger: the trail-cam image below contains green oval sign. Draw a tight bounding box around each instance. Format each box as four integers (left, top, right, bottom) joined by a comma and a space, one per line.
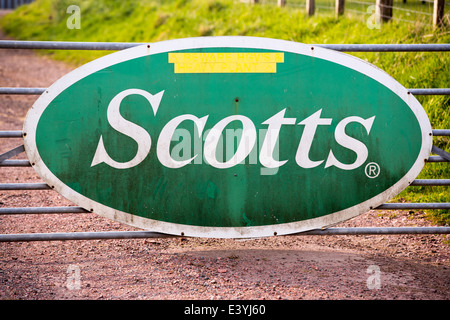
24, 37, 432, 238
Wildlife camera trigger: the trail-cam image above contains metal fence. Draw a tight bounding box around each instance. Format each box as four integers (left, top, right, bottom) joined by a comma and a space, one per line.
0, 40, 449, 241
0, 0, 34, 9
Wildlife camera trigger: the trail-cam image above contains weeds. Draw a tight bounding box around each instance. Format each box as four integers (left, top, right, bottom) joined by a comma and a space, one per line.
1, 0, 448, 223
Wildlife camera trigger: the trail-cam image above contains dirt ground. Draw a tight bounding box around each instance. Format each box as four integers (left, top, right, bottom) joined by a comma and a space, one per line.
0, 24, 449, 301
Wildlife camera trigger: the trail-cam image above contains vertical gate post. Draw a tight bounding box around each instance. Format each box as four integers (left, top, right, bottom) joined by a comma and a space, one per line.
433, 0, 445, 27
250, 0, 259, 4
376, 0, 393, 22
306, 0, 315, 16
336, 0, 345, 17
278, 0, 286, 7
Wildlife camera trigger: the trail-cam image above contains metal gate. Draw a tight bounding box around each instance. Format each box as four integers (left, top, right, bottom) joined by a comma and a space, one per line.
0, 40, 449, 241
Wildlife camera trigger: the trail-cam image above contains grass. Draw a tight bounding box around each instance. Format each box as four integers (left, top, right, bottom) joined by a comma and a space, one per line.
1, 0, 449, 224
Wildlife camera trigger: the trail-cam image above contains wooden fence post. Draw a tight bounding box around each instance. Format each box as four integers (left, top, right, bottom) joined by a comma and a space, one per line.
306, 0, 315, 16
433, 0, 445, 27
250, 0, 259, 4
336, 0, 345, 16
278, 0, 286, 7
376, 0, 393, 22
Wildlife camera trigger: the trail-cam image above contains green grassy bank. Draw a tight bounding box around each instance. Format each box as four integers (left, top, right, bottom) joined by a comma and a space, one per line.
1, 0, 448, 224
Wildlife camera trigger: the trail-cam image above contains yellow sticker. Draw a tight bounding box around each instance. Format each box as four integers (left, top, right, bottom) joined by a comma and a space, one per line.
169, 52, 284, 73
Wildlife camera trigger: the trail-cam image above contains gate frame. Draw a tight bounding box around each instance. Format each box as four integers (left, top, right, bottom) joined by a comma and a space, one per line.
0, 40, 449, 241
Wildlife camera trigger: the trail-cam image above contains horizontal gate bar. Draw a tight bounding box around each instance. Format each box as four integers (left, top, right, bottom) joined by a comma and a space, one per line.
1, 157, 448, 167
0, 231, 174, 242
300, 227, 450, 235
432, 129, 450, 136
1, 41, 450, 52
408, 89, 450, 95
0, 40, 141, 51
2, 87, 450, 96
1, 179, 449, 191
0, 131, 23, 138
0, 183, 51, 190
3, 158, 443, 165
0, 160, 31, 167
1, 203, 449, 215
427, 156, 449, 162
377, 203, 450, 210
410, 179, 450, 186
0, 87, 46, 95
316, 44, 450, 52
1, 157, 445, 166
0, 206, 89, 214
0, 227, 449, 242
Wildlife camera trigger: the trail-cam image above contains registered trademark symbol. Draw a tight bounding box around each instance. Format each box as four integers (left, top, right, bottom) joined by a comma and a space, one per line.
365, 162, 380, 178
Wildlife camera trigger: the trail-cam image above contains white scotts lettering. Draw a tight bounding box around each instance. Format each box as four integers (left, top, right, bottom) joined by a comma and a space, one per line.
260, 109, 296, 168
91, 89, 164, 169
204, 115, 257, 169
91, 89, 375, 171
325, 116, 375, 170
295, 109, 332, 168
